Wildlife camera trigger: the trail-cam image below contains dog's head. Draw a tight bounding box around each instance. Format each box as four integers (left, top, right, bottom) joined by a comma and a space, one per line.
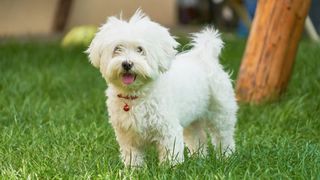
86, 10, 178, 91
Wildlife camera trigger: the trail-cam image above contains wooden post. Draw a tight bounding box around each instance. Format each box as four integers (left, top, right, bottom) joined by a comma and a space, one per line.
236, 0, 311, 103
52, 0, 73, 32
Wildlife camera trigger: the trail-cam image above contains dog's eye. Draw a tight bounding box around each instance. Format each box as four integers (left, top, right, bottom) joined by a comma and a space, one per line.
136, 46, 144, 54
113, 45, 123, 54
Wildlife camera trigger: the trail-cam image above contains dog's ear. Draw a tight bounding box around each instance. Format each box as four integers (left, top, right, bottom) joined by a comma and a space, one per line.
86, 37, 101, 68
86, 16, 124, 68
158, 45, 178, 73
157, 36, 179, 73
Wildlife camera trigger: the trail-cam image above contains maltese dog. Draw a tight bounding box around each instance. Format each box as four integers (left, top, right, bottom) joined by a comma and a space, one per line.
86, 10, 238, 167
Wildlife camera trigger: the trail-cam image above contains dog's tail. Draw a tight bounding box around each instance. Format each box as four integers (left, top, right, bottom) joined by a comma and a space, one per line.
189, 27, 223, 62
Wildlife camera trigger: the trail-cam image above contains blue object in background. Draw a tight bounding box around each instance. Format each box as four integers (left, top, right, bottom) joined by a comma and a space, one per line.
309, 0, 320, 34
237, 0, 257, 37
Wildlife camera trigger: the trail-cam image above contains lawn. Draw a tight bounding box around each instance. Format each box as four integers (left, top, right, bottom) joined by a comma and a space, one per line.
0, 37, 319, 179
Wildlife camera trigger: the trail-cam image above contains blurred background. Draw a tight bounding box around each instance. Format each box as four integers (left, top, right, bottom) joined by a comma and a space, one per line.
0, 0, 236, 37
0, 0, 320, 40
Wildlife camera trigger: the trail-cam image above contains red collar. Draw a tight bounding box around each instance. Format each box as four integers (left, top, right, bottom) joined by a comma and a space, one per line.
117, 94, 138, 112
117, 94, 139, 100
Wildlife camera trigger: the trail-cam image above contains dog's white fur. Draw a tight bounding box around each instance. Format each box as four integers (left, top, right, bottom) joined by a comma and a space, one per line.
87, 10, 238, 167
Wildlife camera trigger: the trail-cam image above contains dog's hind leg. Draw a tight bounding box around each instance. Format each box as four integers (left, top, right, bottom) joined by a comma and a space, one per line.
183, 120, 208, 157
205, 66, 238, 156
209, 119, 236, 156
207, 105, 237, 156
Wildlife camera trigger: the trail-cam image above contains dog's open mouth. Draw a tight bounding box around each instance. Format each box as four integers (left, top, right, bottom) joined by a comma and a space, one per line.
121, 73, 136, 85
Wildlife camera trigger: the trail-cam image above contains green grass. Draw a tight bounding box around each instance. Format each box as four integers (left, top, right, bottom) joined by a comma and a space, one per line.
0, 38, 319, 179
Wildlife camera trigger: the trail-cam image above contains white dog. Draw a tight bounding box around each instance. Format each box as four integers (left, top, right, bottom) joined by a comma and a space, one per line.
86, 10, 238, 167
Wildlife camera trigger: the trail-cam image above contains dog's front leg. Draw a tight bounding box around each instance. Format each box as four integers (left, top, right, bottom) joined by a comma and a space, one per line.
157, 125, 184, 165
114, 127, 144, 167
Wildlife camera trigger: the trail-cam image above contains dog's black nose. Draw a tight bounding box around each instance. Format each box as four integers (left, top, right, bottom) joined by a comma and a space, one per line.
122, 61, 133, 71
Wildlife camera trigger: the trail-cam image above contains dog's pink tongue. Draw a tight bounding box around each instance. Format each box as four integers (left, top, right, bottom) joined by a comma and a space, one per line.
122, 73, 135, 85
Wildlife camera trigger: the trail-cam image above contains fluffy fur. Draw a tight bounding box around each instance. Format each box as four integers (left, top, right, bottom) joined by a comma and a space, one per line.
86, 10, 238, 167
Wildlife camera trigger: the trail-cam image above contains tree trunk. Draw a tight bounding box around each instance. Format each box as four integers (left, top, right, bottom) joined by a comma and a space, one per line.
236, 0, 311, 103
52, 0, 73, 33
